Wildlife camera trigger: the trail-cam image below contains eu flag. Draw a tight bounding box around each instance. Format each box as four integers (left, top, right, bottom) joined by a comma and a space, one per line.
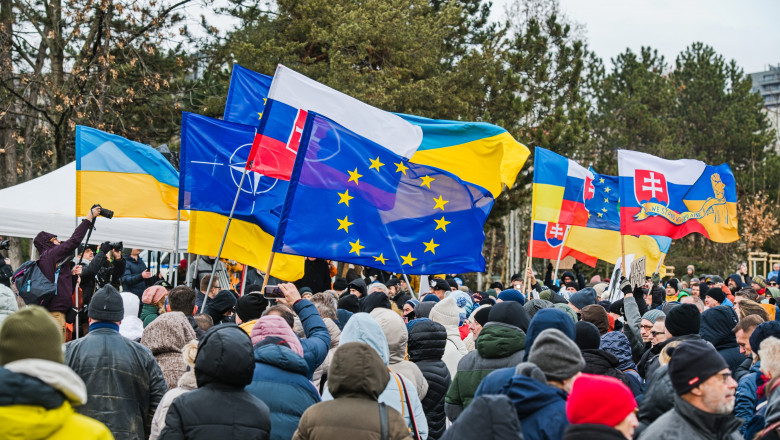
223, 64, 273, 126
584, 169, 620, 231
273, 112, 495, 274
178, 112, 289, 236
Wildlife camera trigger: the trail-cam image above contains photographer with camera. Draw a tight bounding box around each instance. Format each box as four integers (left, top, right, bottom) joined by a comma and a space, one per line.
73, 241, 126, 336
31, 205, 102, 336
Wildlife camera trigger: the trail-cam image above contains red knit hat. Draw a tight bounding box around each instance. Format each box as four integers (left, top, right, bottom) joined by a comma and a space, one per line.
566, 374, 637, 427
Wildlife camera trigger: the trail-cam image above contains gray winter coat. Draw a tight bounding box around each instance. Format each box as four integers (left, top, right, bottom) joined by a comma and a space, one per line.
639, 394, 743, 440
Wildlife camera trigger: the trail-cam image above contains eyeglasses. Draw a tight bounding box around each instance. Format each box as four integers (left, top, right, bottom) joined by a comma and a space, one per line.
714, 372, 733, 383
651, 331, 665, 337
641, 324, 653, 330
770, 282, 778, 286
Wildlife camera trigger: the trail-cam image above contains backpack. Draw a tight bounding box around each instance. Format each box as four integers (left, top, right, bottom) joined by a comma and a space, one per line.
12, 260, 59, 307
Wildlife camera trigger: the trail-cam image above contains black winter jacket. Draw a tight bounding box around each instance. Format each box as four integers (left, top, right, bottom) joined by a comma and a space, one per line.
159, 324, 271, 440
563, 424, 627, 440
440, 395, 523, 440
580, 348, 630, 387
408, 319, 451, 440
65, 326, 167, 440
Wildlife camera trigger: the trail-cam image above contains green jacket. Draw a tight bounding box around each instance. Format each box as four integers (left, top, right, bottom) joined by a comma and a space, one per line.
140, 304, 160, 327
444, 322, 526, 421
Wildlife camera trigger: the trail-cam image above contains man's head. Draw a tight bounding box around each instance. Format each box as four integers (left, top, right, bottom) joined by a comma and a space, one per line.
33, 231, 60, 254
687, 265, 695, 275
680, 294, 704, 312
78, 243, 96, 261
733, 314, 765, 356
565, 282, 579, 294
368, 283, 388, 296
385, 278, 400, 298
759, 337, 780, 382
650, 317, 667, 347
310, 292, 337, 321
691, 282, 700, 297
736, 299, 769, 321
0, 306, 64, 365
234, 293, 270, 324
347, 279, 366, 298
200, 275, 220, 298
665, 303, 701, 338
431, 279, 450, 300
640, 309, 666, 343
528, 328, 585, 393
470, 306, 491, 339
130, 248, 141, 257
734, 288, 759, 304
704, 287, 725, 308
568, 288, 597, 313
665, 279, 679, 298
510, 273, 523, 291
262, 304, 295, 329
669, 340, 736, 415
168, 285, 197, 316
773, 263, 780, 273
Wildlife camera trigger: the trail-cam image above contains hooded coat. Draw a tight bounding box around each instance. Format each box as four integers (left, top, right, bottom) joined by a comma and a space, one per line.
246, 316, 321, 440
65, 323, 167, 440
150, 371, 197, 440
580, 349, 630, 386
33, 220, 91, 312
293, 342, 412, 440
141, 312, 197, 389
700, 306, 743, 373
444, 322, 526, 421
292, 298, 331, 380
429, 299, 469, 378
439, 395, 523, 440
0, 283, 19, 328
371, 307, 429, 399
159, 324, 271, 439
408, 319, 451, 439
0, 359, 112, 439
600, 331, 643, 397
475, 363, 569, 440
322, 313, 428, 439
523, 308, 575, 361
119, 292, 144, 341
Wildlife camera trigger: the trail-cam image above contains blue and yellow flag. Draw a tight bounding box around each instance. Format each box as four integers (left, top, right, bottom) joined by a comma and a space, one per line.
273, 112, 495, 274
75, 126, 183, 220
223, 64, 529, 197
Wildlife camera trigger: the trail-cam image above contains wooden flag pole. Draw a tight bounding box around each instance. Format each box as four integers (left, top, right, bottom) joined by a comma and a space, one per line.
261, 252, 276, 292
524, 220, 534, 295
655, 253, 666, 276
621, 233, 627, 279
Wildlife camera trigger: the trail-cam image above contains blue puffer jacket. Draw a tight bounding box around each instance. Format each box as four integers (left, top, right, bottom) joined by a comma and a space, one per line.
121, 255, 149, 298
601, 331, 644, 399
245, 344, 320, 440
293, 299, 331, 380
735, 361, 763, 436
475, 369, 568, 440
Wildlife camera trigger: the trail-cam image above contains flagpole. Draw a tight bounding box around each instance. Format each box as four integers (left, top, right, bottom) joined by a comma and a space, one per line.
621, 233, 627, 279
172, 210, 181, 286
655, 254, 666, 276
261, 252, 276, 292
553, 225, 571, 281
240, 264, 248, 296
202, 167, 250, 313
402, 273, 417, 300
524, 219, 534, 295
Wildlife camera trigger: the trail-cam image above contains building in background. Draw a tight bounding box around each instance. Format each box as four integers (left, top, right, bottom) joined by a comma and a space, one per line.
750, 64, 780, 150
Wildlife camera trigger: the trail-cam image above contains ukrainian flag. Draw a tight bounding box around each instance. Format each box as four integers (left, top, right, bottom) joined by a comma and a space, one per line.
404, 114, 530, 197
75, 126, 185, 220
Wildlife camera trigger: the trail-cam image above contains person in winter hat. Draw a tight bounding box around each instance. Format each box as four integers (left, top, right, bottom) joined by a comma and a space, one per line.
445, 301, 528, 421
118, 291, 144, 341
440, 394, 523, 440
523, 307, 576, 361
581, 304, 610, 336
665, 303, 701, 338
564, 374, 638, 440
700, 306, 742, 373
575, 321, 631, 389
150, 340, 198, 439
201, 289, 237, 326
497, 289, 525, 305
408, 319, 451, 439
322, 313, 428, 438
235, 293, 269, 335
246, 315, 321, 440
66, 285, 167, 440
372, 307, 429, 398
704, 287, 727, 308
141, 311, 197, 389
141, 285, 168, 327
601, 331, 644, 397
293, 342, 412, 440
639, 339, 741, 440
469, 305, 491, 339
430, 296, 469, 377
0, 305, 113, 439
159, 324, 271, 439
568, 287, 597, 313
474, 329, 585, 440
665, 278, 680, 303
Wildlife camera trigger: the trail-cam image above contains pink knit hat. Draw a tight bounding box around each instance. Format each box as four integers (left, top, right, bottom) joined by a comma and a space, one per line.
250, 315, 303, 357
142, 286, 168, 305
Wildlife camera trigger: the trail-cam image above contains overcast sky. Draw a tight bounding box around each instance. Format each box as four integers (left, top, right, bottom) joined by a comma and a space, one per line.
495, 0, 780, 74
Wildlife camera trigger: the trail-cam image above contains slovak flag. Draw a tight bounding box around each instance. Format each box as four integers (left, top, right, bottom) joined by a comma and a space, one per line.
529, 221, 598, 266
618, 150, 739, 243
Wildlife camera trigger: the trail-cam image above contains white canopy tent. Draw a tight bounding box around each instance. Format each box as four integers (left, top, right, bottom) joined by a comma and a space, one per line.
0, 162, 188, 252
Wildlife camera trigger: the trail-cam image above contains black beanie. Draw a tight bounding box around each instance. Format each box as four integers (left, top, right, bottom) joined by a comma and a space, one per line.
234, 293, 268, 323
244, 284, 263, 295
333, 277, 348, 292
473, 306, 492, 327
488, 301, 531, 331
574, 321, 601, 350
360, 291, 391, 313
338, 294, 360, 314
667, 278, 679, 293
665, 303, 701, 336
608, 299, 624, 316
705, 287, 726, 305
668, 339, 728, 395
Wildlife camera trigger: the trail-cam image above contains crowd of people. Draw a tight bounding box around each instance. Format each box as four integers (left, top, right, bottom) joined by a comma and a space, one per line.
3, 214, 780, 439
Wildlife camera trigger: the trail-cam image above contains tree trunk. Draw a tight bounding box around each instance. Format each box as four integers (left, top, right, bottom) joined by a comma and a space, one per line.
0, 0, 13, 188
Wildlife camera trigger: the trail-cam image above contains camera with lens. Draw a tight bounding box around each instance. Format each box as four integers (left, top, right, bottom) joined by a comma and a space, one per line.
0, 240, 9, 251
109, 241, 123, 252
91, 204, 114, 219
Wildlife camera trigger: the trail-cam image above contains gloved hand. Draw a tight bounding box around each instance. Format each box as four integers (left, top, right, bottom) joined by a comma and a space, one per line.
99, 241, 111, 254
620, 277, 632, 294
573, 263, 580, 272
651, 272, 661, 287
633, 286, 646, 297
547, 262, 553, 272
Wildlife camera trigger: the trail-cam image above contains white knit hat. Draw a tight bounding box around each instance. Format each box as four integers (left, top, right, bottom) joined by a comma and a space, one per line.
430, 297, 461, 327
